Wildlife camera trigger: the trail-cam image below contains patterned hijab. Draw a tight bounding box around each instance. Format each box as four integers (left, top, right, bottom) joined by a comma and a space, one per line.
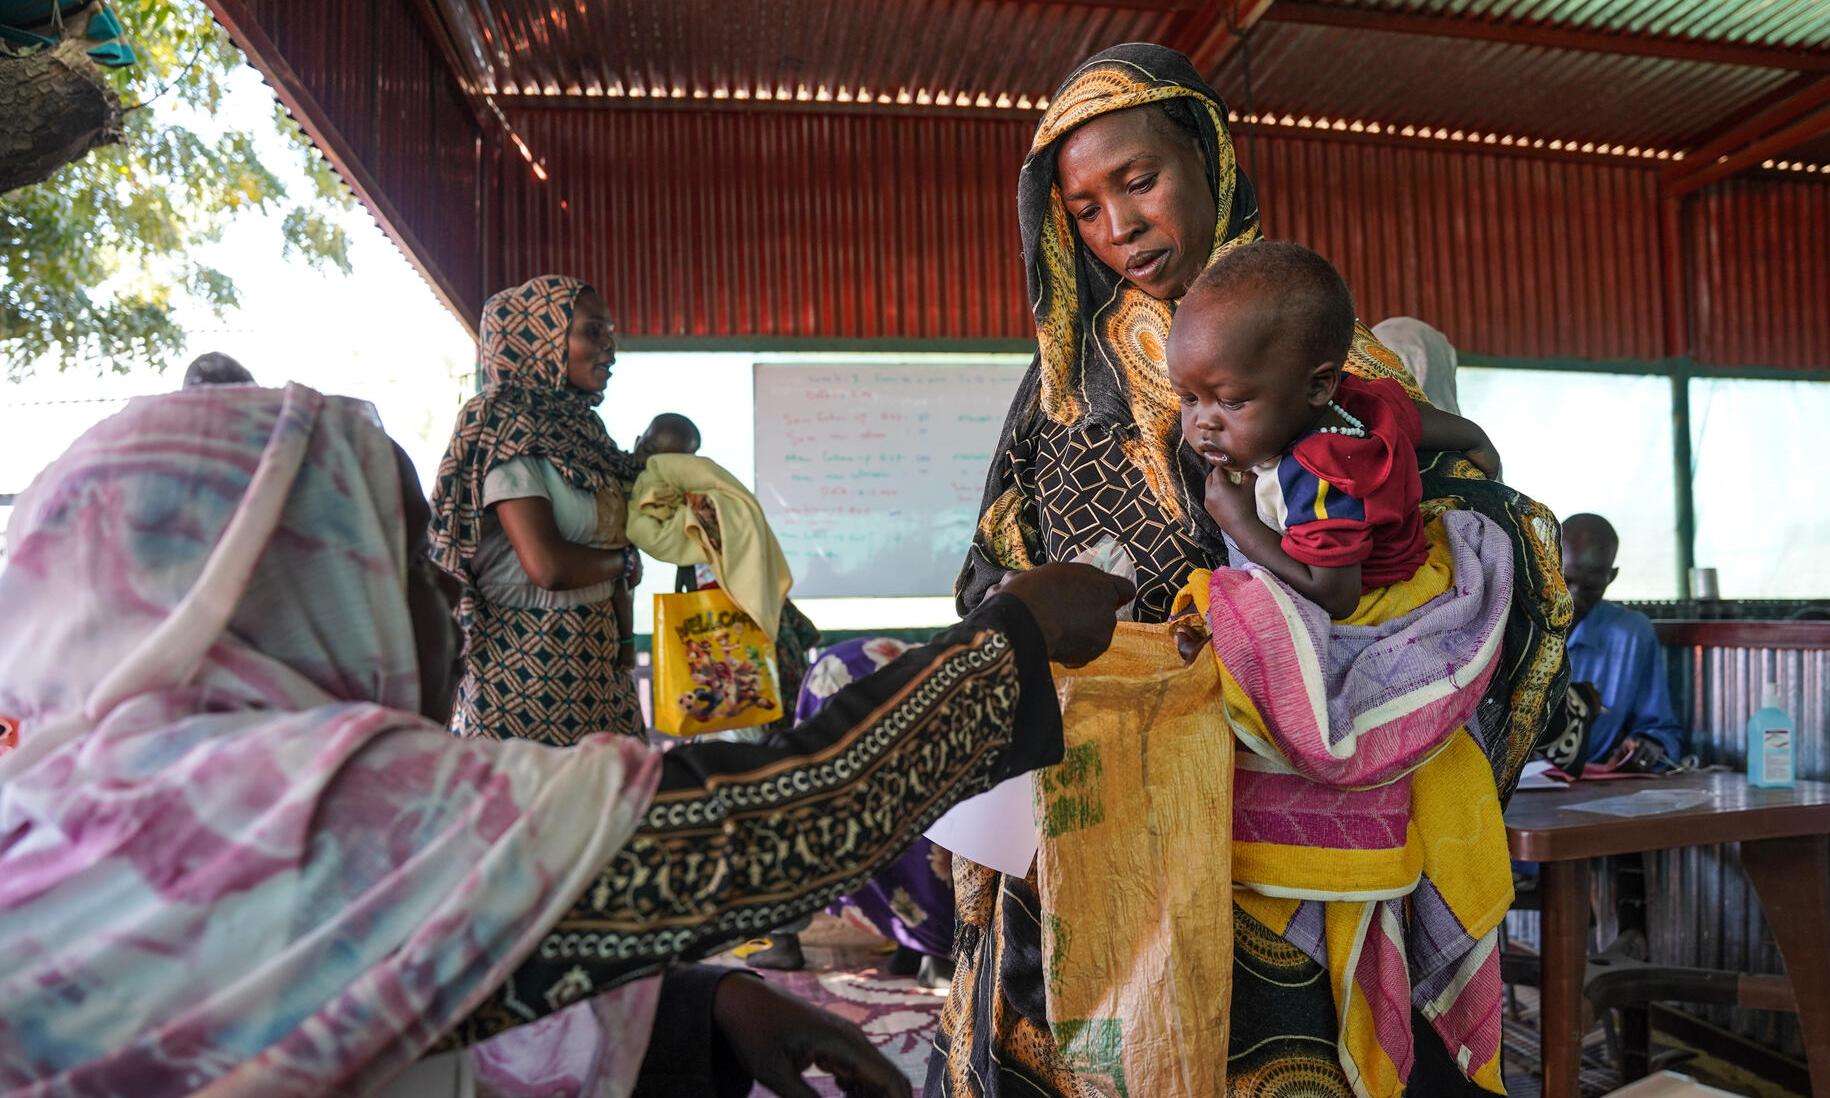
1014, 43, 1417, 527
428, 274, 643, 576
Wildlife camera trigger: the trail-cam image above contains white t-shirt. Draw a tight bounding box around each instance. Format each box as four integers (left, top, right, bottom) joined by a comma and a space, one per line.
470, 456, 627, 610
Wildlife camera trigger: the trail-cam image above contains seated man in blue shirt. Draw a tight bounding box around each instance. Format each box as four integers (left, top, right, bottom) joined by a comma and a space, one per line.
1561, 513, 1686, 768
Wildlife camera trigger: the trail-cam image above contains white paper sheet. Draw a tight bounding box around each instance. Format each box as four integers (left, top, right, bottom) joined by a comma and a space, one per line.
923, 773, 1039, 878
1516, 758, 1567, 791
1568, 788, 1713, 817
1603, 1069, 1737, 1096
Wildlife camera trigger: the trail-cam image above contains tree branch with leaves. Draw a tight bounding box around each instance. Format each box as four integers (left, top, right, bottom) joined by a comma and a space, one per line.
1, 0, 354, 378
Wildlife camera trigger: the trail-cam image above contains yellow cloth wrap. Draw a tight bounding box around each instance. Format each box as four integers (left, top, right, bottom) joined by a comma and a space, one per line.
1232, 732, 1511, 1097
1176, 516, 1513, 1097
627, 453, 792, 640
1037, 622, 1234, 1098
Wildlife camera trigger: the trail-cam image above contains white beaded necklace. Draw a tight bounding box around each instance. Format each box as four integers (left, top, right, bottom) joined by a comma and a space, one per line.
1316, 400, 1367, 438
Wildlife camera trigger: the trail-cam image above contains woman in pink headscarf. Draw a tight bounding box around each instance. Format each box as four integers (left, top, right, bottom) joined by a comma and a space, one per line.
0, 383, 1129, 1096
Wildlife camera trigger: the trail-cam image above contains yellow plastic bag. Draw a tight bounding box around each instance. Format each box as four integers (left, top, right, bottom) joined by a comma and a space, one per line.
651, 588, 784, 736
1037, 621, 1233, 1098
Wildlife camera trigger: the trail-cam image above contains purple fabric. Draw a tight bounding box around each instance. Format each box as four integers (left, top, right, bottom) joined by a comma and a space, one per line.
1407, 881, 1478, 1007
799, 638, 957, 958
1213, 508, 1514, 789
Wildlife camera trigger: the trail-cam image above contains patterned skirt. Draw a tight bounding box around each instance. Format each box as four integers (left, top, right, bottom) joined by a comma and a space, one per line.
452, 594, 645, 745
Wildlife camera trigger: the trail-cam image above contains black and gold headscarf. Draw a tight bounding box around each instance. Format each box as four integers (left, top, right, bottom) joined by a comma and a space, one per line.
966, 45, 1424, 598
1020, 44, 1265, 541
1020, 43, 1260, 438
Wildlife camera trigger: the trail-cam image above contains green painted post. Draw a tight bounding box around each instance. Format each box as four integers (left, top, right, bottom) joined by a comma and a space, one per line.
1670, 359, 1697, 595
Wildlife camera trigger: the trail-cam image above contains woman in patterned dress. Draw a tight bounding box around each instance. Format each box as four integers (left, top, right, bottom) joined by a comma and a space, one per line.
940, 43, 1570, 1097
429, 274, 648, 745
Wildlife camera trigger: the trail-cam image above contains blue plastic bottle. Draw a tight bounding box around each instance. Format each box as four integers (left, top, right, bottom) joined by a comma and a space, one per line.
1746, 683, 1796, 789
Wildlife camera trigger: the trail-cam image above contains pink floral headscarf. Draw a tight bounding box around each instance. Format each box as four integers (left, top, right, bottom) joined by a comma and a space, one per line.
0, 385, 660, 1095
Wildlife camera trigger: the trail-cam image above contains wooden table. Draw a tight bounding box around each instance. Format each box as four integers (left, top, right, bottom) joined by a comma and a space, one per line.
1505, 772, 1830, 1097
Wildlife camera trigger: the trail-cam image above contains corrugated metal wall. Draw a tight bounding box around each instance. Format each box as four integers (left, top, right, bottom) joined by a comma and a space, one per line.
209, 0, 488, 322
493, 109, 1036, 340
497, 110, 1729, 361
208, 1, 1830, 364
1649, 636, 1830, 1059
1237, 133, 1670, 361
1691, 176, 1830, 371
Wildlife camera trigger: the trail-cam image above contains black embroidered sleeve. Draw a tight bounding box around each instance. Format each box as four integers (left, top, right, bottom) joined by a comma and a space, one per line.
445, 594, 1060, 1043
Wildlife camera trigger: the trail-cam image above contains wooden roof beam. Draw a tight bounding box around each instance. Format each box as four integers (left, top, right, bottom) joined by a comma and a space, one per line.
1264, 1, 1830, 73
1166, 0, 1278, 78
1664, 101, 1830, 196
989, 0, 1198, 8
1665, 74, 1830, 184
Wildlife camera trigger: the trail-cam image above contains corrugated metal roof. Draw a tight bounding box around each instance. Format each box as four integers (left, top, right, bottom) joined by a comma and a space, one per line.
1305, 0, 1830, 49
1212, 20, 1801, 151
432, 0, 1176, 104
213, 0, 489, 325
425, 0, 1830, 164
209, 0, 1830, 367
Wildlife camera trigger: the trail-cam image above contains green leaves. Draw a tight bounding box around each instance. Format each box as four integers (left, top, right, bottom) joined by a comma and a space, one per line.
280, 207, 351, 273
2, 0, 356, 378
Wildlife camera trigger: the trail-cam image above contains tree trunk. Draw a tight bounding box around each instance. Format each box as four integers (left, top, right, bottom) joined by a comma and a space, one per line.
0, 34, 123, 195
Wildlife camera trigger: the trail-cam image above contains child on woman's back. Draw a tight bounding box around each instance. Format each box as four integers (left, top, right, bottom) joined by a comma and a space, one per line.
1167, 240, 1499, 622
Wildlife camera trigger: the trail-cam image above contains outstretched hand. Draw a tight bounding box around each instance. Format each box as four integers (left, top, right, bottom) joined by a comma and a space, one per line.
995, 562, 1135, 667
713, 975, 912, 1098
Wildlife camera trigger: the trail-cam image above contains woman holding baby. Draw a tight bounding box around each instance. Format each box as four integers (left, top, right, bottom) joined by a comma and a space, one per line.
945, 43, 1569, 1097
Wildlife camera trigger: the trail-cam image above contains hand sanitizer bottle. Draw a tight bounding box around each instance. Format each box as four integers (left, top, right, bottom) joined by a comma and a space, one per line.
1747, 683, 1796, 789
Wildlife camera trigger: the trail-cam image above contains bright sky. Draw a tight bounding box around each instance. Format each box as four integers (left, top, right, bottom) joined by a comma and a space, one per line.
1, 61, 474, 494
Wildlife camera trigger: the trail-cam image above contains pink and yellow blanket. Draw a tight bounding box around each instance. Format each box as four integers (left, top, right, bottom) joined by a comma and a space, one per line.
1189, 510, 1516, 1097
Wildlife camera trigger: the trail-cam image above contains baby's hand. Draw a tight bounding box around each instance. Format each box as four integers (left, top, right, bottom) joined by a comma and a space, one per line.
1464, 436, 1503, 482
1171, 615, 1210, 665
1203, 465, 1257, 529
687, 493, 724, 549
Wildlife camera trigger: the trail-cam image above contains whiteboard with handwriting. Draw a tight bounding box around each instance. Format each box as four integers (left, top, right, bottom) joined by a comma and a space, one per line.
753, 362, 1027, 598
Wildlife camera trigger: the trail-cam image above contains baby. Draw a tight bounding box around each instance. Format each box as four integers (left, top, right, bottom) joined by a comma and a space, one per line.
1167, 240, 1498, 630
633, 412, 702, 463
611, 411, 702, 669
